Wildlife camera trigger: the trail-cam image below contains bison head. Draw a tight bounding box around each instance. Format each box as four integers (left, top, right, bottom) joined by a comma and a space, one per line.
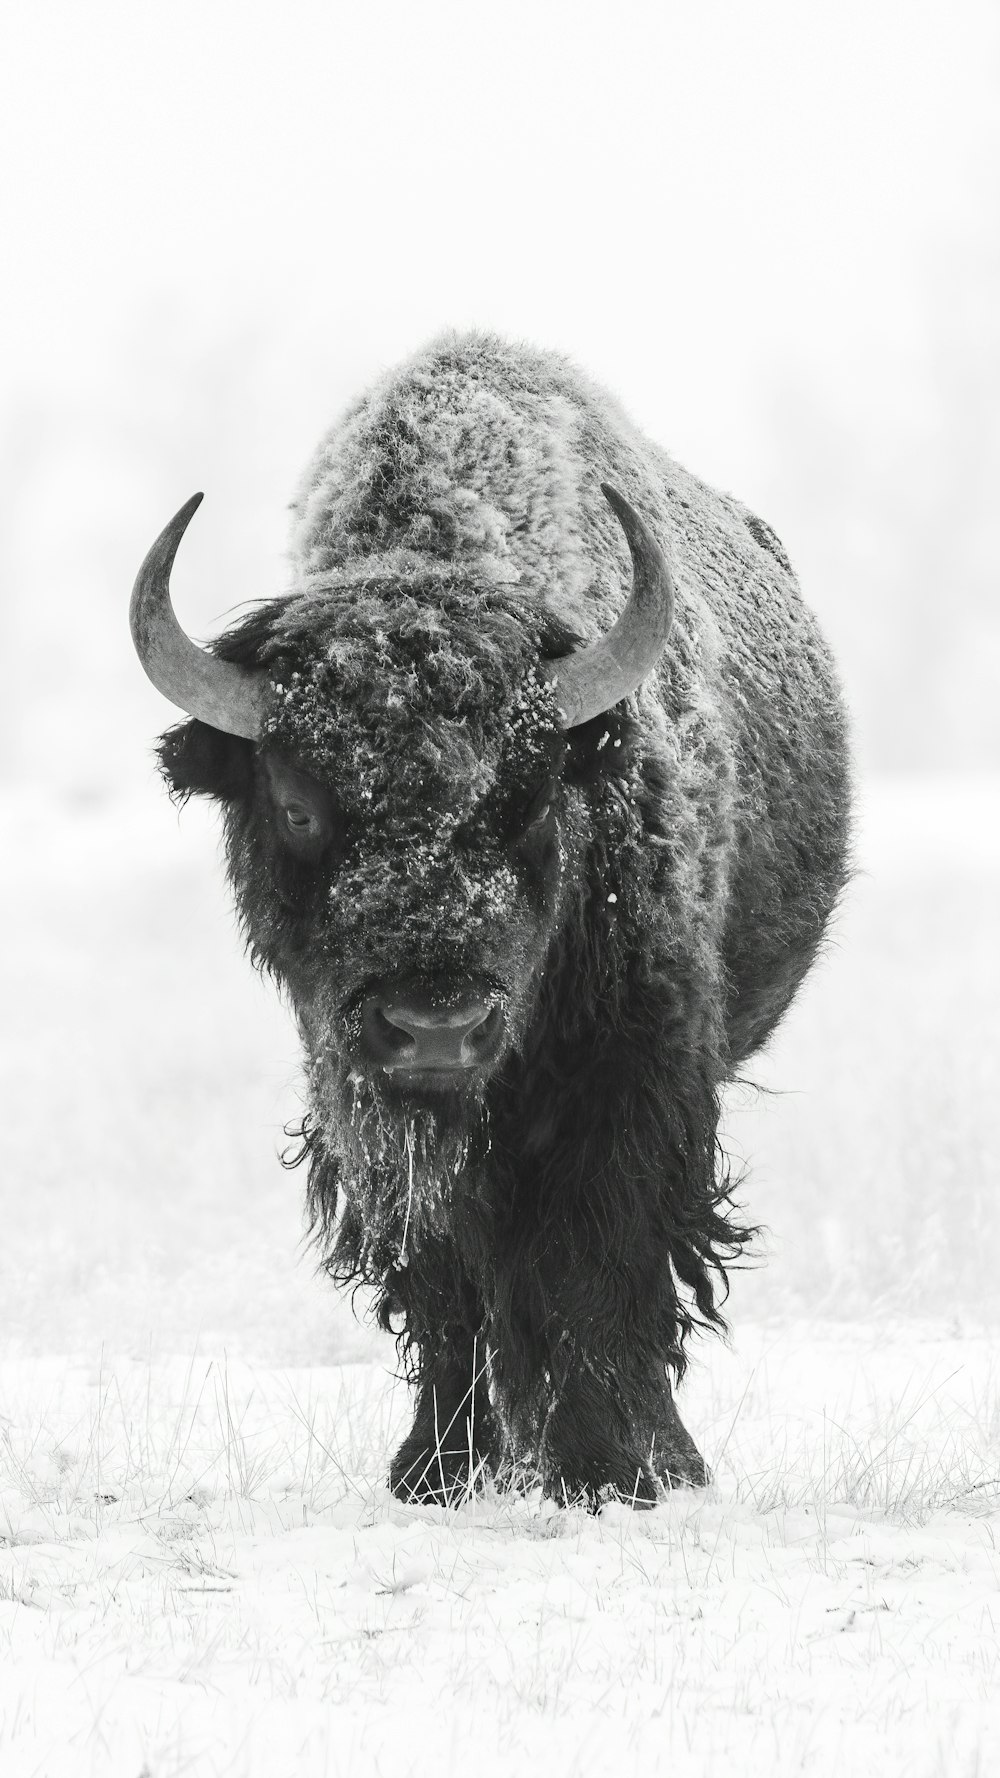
132, 488, 674, 1241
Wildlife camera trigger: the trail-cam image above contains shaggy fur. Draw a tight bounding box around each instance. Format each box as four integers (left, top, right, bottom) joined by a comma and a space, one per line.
154, 331, 852, 1507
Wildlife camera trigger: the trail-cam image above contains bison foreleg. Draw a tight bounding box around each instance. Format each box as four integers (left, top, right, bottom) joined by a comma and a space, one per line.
647, 1376, 711, 1490
518, 1319, 711, 1505
389, 1338, 502, 1506
538, 1366, 708, 1506
537, 1349, 662, 1509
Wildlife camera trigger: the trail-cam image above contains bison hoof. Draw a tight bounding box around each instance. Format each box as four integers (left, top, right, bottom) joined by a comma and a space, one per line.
389, 1440, 494, 1506
658, 1456, 712, 1489
545, 1460, 661, 1512
652, 1439, 712, 1491
597, 1472, 661, 1511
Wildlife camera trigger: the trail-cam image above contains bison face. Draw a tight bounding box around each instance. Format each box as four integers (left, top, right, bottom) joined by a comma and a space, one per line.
158, 582, 633, 1217
256, 733, 567, 1084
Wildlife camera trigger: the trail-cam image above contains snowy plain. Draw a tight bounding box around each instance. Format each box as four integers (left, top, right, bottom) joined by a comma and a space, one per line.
2, 776, 999, 1776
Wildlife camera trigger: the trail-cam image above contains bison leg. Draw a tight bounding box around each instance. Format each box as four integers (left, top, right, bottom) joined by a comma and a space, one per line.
539, 1368, 708, 1506
648, 1377, 711, 1489
538, 1357, 661, 1508
389, 1340, 502, 1506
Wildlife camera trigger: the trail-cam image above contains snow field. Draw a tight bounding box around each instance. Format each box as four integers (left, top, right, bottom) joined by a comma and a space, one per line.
3, 1327, 1000, 1777
3, 779, 999, 1771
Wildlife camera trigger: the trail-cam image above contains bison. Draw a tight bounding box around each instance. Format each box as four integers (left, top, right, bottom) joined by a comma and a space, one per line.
130, 332, 851, 1507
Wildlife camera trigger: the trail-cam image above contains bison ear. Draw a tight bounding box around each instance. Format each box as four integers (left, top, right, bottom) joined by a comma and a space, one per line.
156, 718, 254, 805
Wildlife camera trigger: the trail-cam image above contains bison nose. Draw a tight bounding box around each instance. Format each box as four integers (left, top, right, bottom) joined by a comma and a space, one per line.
360, 988, 504, 1072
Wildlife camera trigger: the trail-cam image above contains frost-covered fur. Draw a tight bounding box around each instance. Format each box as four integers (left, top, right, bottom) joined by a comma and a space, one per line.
156, 331, 852, 1508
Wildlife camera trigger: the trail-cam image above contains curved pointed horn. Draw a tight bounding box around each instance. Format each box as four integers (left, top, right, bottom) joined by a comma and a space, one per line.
129, 494, 269, 739
544, 483, 675, 729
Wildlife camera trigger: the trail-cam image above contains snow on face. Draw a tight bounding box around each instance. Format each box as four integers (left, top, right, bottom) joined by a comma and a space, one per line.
232, 579, 576, 1203
263, 584, 560, 823
256, 580, 567, 973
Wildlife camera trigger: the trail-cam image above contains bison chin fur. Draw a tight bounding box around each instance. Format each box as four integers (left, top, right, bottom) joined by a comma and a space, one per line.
300, 1050, 493, 1268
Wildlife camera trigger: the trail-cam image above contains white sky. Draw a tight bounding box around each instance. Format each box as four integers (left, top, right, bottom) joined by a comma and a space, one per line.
1, 0, 997, 785
4, 0, 994, 448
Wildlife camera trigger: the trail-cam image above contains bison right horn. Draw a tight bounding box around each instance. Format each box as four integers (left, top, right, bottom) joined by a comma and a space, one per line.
544, 484, 675, 728
129, 494, 269, 739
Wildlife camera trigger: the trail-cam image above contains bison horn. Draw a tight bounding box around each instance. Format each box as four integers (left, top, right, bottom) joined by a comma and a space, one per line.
129, 494, 269, 739
545, 484, 675, 728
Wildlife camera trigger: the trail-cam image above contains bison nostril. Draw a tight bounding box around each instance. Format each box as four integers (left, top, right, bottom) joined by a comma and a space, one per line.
359, 998, 420, 1066
372, 1006, 418, 1062
358, 987, 505, 1072
464, 1003, 503, 1062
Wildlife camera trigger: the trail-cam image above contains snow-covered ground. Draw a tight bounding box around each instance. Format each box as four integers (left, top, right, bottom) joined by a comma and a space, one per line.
2, 776, 999, 1774
3, 1329, 1000, 1777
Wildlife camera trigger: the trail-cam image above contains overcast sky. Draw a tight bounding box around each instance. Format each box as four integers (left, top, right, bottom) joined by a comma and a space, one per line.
5, 0, 994, 436
1, 0, 997, 785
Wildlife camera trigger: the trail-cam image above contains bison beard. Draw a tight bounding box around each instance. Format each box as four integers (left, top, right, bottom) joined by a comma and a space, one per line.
135, 330, 851, 1509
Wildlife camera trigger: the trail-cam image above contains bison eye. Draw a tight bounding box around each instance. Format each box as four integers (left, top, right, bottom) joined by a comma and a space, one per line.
263, 754, 337, 860
279, 799, 331, 857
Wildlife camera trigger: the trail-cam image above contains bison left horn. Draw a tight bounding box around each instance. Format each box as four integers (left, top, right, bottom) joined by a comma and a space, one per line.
544, 484, 675, 728
129, 493, 269, 740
